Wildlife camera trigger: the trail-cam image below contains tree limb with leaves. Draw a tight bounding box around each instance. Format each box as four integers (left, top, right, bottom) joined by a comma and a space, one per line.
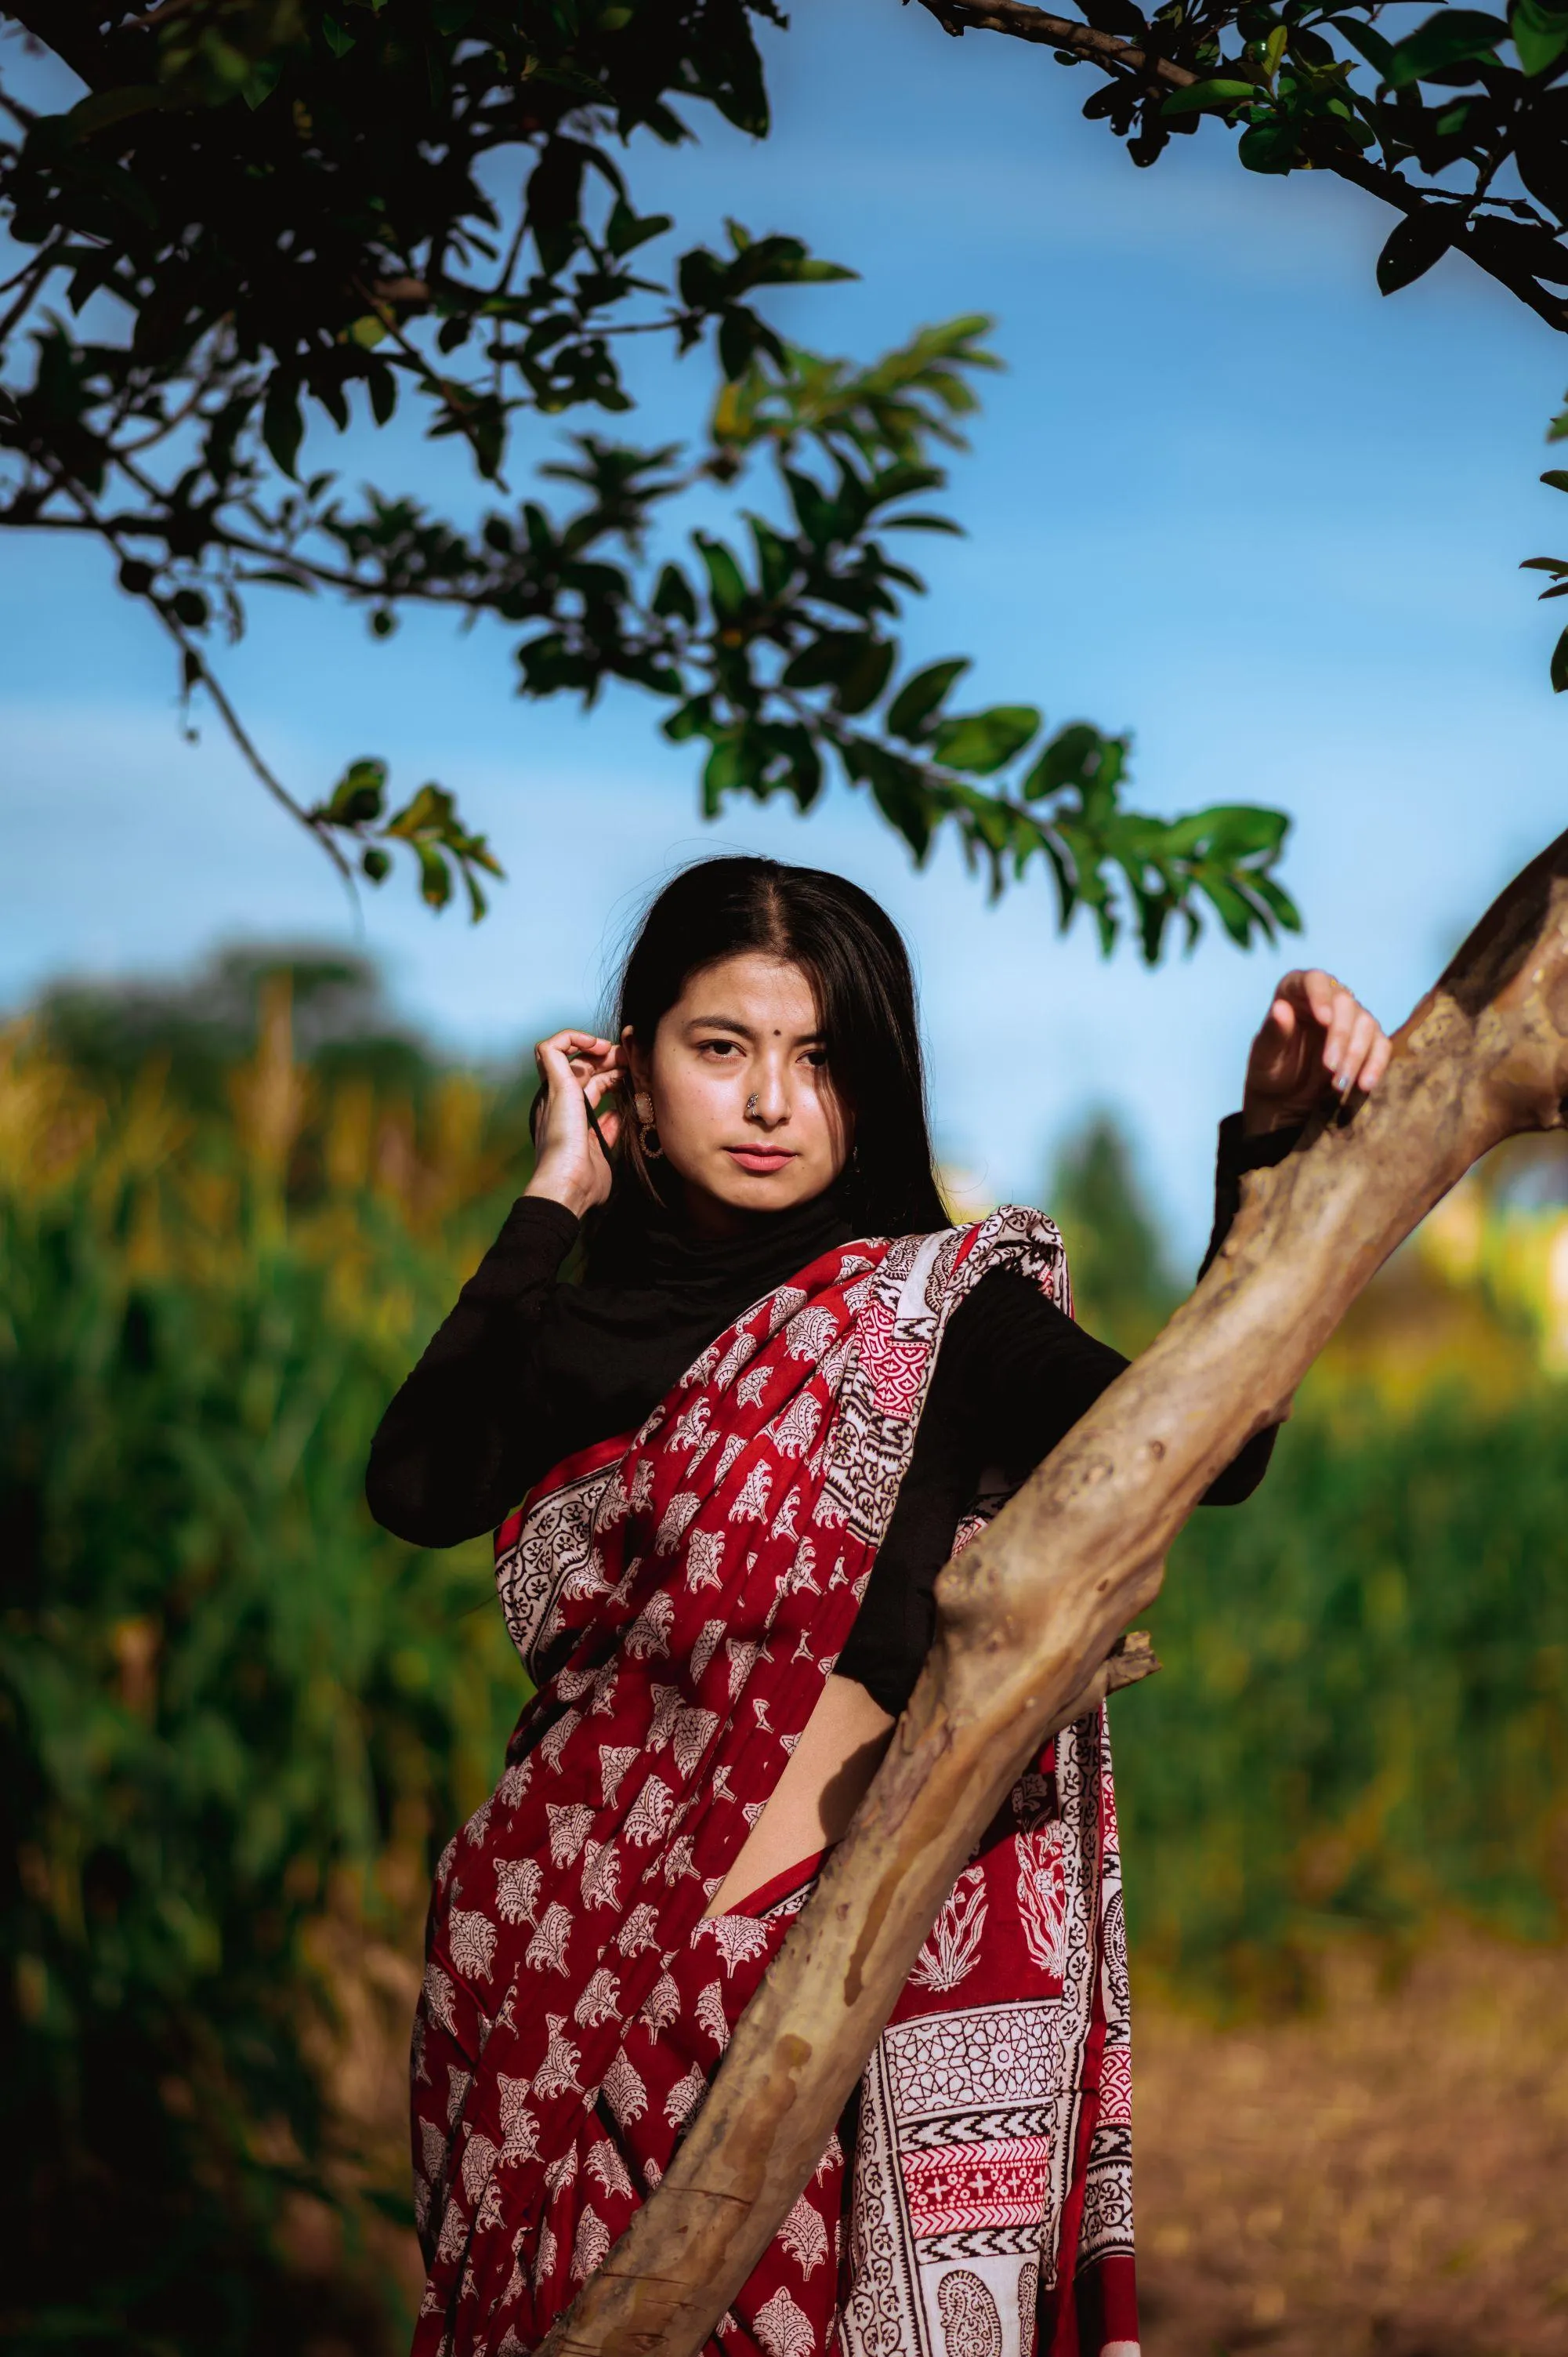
908, 0, 1568, 691
912, 0, 1568, 325
0, 0, 1298, 955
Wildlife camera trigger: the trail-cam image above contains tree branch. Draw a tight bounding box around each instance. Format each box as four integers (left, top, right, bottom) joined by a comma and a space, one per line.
26, 448, 355, 884
538, 825, 1568, 2356
1327, 149, 1568, 332
916, 0, 1197, 87
1, 4, 121, 89
915, 0, 1568, 331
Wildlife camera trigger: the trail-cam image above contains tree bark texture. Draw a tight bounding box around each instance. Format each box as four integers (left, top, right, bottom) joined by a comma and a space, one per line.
538, 830, 1568, 2357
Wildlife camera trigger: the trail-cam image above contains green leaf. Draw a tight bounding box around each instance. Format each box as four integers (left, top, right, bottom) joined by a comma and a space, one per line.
886, 658, 971, 743
1376, 210, 1457, 295
1328, 16, 1399, 76
832, 636, 896, 716
242, 58, 282, 108
1248, 872, 1303, 932
325, 759, 387, 825
604, 200, 671, 257
1161, 77, 1258, 118
844, 742, 936, 860
773, 725, 824, 810
65, 85, 165, 140
1021, 721, 1121, 803
1159, 803, 1289, 860
880, 513, 964, 536
360, 846, 391, 883
366, 361, 397, 426
663, 697, 715, 744
1384, 9, 1508, 88
1237, 119, 1301, 174
1541, 471, 1568, 492
782, 632, 868, 691
748, 517, 796, 602
261, 374, 304, 480
414, 842, 452, 908
718, 308, 762, 383
384, 783, 451, 839
1197, 869, 1261, 946
1551, 625, 1568, 691
1512, 0, 1568, 72
929, 704, 1041, 774
652, 564, 699, 625
696, 535, 748, 621
783, 469, 839, 551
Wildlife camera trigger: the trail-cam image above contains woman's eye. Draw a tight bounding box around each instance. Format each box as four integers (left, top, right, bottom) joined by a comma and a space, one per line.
697, 1039, 740, 1059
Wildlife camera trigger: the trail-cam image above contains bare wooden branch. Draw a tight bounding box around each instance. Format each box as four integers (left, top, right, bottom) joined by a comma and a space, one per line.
537, 828, 1568, 2357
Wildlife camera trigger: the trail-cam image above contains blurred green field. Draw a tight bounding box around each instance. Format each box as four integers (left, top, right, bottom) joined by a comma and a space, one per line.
3, 957, 1564, 2353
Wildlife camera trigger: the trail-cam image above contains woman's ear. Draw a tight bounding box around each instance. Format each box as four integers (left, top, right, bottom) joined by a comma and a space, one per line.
621, 1024, 647, 1091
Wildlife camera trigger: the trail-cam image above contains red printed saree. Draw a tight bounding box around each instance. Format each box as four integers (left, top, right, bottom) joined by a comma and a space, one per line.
410, 1210, 1137, 2357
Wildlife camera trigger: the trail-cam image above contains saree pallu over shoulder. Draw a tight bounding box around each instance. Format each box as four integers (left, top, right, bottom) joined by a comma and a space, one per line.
410, 1211, 1136, 2357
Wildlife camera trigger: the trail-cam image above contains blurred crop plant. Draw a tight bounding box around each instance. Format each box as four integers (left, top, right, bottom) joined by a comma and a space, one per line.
1418, 1138, 1568, 1375
0, 955, 534, 2354
1048, 1108, 1568, 2008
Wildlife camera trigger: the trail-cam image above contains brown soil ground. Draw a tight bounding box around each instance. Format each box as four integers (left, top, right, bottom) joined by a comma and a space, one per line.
1132, 1938, 1568, 2357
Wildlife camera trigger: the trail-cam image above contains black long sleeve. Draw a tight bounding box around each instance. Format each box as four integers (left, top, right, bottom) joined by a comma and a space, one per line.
368, 1120, 1299, 1694
365, 1191, 855, 1547
834, 1117, 1297, 1713
365, 1195, 581, 1546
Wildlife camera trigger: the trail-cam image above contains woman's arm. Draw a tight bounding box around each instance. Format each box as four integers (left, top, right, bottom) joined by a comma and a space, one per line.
834, 1132, 1275, 1719
365, 1024, 623, 1547
838, 966, 1395, 1716
364, 1195, 580, 1546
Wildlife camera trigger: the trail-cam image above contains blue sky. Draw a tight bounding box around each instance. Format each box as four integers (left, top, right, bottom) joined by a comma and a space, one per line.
4, 0, 1566, 1253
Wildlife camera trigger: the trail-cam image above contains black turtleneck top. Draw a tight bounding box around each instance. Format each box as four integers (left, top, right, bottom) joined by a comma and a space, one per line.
367, 1116, 1293, 1717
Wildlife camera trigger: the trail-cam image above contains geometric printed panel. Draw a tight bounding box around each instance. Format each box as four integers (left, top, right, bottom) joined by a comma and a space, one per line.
916, 2225, 1050, 2267
900, 2106, 1055, 2151
901, 2134, 1053, 2238
885, 2001, 1071, 2119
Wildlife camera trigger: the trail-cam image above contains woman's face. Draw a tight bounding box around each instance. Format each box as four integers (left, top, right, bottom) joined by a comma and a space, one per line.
627, 953, 851, 1233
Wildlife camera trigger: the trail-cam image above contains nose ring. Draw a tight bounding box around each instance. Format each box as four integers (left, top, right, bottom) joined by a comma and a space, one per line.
745, 1093, 760, 1119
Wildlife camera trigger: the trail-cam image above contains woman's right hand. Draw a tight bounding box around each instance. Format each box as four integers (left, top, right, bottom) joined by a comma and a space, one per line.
524, 1030, 625, 1219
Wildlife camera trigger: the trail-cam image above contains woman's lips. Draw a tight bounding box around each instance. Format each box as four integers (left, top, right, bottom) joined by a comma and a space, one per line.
725, 1146, 795, 1173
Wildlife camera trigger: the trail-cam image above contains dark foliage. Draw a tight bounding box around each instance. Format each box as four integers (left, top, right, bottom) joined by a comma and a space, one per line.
1049, 1109, 1180, 1354
0, 1, 1300, 955
918, 0, 1568, 692
920, 0, 1568, 331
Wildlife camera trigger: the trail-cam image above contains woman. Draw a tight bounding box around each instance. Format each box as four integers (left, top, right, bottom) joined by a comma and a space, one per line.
368, 858, 1390, 2357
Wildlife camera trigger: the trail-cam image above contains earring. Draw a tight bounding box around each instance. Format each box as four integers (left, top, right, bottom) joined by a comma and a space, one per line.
633, 1090, 663, 1160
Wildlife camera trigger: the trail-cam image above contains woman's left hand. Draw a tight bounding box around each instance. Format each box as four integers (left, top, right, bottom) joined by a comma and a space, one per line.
1243, 969, 1392, 1136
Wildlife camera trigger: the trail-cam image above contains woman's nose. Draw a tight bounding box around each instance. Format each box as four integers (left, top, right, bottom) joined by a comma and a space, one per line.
747, 1061, 791, 1125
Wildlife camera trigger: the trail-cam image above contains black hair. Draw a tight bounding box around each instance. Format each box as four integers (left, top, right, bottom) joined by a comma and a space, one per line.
607, 855, 949, 1239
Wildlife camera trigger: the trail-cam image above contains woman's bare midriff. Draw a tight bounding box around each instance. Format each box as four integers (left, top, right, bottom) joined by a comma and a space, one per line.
703, 1673, 895, 1917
